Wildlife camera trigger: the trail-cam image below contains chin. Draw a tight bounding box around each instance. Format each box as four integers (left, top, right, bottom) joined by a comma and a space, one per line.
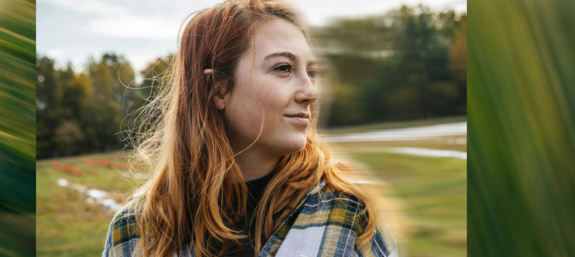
277, 134, 307, 155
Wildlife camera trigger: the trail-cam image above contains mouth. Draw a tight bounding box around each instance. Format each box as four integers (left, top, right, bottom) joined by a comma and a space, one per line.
284, 112, 310, 119
284, 112, 311, 127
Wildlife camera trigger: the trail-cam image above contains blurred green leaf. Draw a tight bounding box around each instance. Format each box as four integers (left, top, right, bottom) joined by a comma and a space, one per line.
0, 0, 36, 256
469, 0, 575, 255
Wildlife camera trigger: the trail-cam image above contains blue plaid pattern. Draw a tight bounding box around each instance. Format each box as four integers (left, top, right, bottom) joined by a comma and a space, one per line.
103, 180, 397, 256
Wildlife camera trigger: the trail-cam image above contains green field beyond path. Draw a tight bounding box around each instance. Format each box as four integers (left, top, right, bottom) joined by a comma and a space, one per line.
332, 148, 467, 257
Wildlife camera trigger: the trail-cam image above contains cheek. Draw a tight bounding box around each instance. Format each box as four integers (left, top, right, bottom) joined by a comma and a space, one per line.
224, 83, 278, 137
260, 85, 293, 128
262, 87, 286, 113
225, 93, 261, 132
225, 67, 298, 144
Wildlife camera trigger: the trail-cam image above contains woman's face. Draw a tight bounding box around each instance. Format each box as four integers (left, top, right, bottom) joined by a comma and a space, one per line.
222, 18, 318, 157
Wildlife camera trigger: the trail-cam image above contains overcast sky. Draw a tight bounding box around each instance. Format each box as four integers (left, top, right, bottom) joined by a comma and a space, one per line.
37, 0, 466, 77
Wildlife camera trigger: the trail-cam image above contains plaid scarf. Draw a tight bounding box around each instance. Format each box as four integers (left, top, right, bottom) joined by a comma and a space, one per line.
103, 180, 397, 257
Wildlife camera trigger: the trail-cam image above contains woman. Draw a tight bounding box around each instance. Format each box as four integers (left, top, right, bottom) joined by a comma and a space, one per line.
103, 0, 397, 256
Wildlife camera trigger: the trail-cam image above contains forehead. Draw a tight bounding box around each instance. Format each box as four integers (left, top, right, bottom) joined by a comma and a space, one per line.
251, 18, 314, 61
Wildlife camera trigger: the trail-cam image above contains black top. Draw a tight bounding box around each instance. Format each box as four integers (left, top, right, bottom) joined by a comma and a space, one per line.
216, 170, 276, 257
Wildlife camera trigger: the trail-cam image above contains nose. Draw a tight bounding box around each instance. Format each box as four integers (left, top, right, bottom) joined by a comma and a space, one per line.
294, 75, 318, 105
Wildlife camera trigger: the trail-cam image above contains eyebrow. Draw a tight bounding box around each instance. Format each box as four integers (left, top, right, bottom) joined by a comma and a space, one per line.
264, 51, 315, 66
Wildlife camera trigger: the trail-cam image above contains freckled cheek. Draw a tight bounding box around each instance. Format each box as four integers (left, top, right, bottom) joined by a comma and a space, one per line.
261, 89, 289, 124
231, 77, 289, 133
235, 100, 262, 129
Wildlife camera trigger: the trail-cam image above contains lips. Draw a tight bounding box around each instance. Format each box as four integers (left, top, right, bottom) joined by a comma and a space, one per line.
284, 112, 310, 119
284, 112, 310, 127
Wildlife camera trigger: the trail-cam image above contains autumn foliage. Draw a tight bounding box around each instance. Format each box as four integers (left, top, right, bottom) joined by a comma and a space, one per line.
52, 161, 83, 176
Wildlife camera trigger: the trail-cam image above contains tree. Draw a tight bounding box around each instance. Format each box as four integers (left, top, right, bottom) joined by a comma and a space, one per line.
134, 56, 172, 109
52, 121, 84, 156
61, 73, 90, 120
36, 56, 63, 158
316, 5, 467, 127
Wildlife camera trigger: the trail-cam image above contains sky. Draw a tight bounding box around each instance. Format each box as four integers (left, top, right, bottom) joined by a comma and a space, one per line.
37, 0, 466, 79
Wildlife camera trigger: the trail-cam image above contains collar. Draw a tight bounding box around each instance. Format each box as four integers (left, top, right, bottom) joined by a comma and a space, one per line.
307, 178, 326, 196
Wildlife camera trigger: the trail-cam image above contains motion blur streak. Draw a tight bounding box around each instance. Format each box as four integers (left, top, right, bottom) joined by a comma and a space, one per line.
469, 0, 575, 256
0, 0, 36, 256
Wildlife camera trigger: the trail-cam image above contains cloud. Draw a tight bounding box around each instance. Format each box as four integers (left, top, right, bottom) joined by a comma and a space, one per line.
87, 15, 181, 40
127, 53, 161, 73
47, 49, 63, 58
39, 0, 127, 16
40, 0, 183, 40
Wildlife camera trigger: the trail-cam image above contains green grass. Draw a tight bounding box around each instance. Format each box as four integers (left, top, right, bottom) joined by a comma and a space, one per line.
36, 153, 140, 257
321, 116, 467, 134
330, 147, 467, 257
332, 134, 467, 153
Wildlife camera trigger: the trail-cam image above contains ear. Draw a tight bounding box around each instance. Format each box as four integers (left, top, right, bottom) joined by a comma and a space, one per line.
214, 92, 226, 110
205, 69, 227, 111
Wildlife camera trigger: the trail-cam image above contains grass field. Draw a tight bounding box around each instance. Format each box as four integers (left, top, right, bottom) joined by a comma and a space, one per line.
37, 125, 466, 256
36, 152, 142, 257
330, 141, 467, 257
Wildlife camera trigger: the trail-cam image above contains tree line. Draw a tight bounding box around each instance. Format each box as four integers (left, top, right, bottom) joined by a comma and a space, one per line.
36, 5, 466, 159
316, 5, 467, 126
36, 53, 171, 159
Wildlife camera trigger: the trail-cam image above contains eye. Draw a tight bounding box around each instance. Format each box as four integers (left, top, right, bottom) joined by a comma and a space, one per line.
307, 69, 317, 78
274, 64, 292, 73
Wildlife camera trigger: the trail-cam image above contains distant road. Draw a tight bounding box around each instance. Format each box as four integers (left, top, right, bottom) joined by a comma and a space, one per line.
322, 122, 467, 142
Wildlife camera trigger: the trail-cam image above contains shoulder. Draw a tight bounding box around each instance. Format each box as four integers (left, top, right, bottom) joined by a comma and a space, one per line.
300, 183, 397, 256
102, 199, 143, 257
302, 182, 364, 217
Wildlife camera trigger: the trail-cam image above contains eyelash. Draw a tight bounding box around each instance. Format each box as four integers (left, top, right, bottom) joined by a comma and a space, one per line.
274, 64, 317, 79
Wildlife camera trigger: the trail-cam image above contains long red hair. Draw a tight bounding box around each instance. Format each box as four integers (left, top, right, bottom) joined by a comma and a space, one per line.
127, 0, 385, 256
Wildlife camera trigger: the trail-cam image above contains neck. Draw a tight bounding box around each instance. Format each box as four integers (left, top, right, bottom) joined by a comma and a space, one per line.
233, 148, 279, 181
